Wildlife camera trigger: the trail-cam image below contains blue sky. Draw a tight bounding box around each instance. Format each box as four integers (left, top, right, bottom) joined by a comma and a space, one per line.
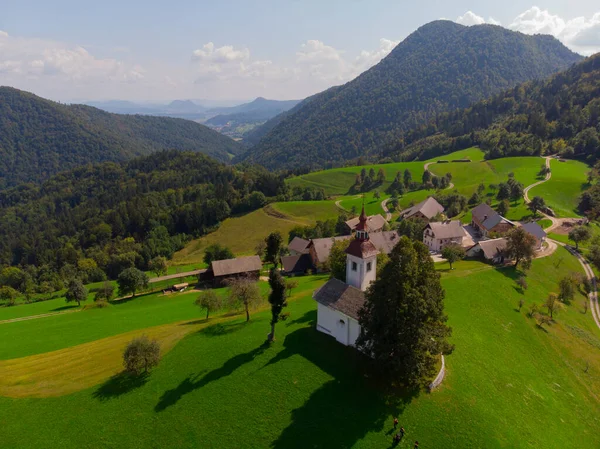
1, 1, 599, 102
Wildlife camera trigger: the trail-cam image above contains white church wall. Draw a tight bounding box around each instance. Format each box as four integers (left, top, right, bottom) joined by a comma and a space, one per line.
316, 303, 354, 346
348, 318, 361, 347
346, 253, 377, 291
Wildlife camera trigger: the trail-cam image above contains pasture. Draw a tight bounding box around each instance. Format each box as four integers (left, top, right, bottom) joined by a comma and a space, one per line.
1, 249, 600, 447
528, 158, 589, 217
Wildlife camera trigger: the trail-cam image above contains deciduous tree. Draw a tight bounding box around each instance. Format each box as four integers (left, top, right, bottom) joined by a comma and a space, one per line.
0, 286, 18, 306
568, 226, 591, 250
227, 277, 262, 322
285, 279, 299, 298
528, 196, 546, 216
441, 244, 465, 270
544, 292, 563, 319
497, 199, 510, 216
328, 239, 351, 282
123, 336, 160, 376
203, 244, 234, 266
265, 232, 284, 268
65, 279, 88, 306
148, 256, 168, 278
356, 237, 453, 386
95, 281, 115, 302
195, 290, 223, 319
117, 268, 149, 298
506, 227, 537, 269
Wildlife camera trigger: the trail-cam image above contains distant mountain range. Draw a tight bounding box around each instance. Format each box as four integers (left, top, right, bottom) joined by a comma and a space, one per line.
238, 20, 583, 170
0, 87, 246, 187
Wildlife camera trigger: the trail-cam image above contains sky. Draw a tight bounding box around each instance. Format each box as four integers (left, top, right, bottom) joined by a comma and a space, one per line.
1, 1, 600, 103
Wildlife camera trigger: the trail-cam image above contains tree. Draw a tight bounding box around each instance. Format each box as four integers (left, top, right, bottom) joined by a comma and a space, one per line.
0, 286, 18, 306
506, 227, 536, 269
356, 237, 453, 386
374, 190, 381, 200
123, 336, 160, 376
195, 290, 222, 319
468, 192, 481, 206
95, 281, 115, 302
267, 269, 287, 342
328, 239, 351, 281
227, 277, 262, 322
568, 226, 591, 250
65, 279, 88, 306
544, 292, 563, 319
397, 216, 428, 241
528, 196, 546, 216
203, 243, 234, 266
148, 256, 168, 278
403, 169, 412, 187
255, 240, 267, 259
518, 298, 525, 312
516, 277, 528, 293
117, 268, 149, 298
558, 276, 576, 304
376, 168, 386, 184
422, 170, 432, 185
477, 183, 485, 194
496, 183, 510, 201
497, 199, 510, 216
265, 231, 284, 268
285, 279, 299, 298
441, 244, 465, 270
509, 181, 524, 205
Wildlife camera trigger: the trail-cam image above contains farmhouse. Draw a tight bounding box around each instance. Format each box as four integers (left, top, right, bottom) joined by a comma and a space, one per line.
423, 220, 465, 252
313, 207, 375, 346
308, 231, 400, 268
466, 238, 509, 264
205, 256, 262, 287
344, 214, 387, 233
288, 236, 310, 256
281, 253, 313, 276
471, 203, 515, 237
399, 197, 444, 221
521, 222, 547, 250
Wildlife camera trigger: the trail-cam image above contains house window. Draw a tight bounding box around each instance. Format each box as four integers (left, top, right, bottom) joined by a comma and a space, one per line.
366, 262, 372, 272
352, 262, 357, 271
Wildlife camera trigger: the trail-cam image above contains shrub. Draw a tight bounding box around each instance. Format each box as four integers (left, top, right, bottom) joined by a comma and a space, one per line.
123, 336, 161, 376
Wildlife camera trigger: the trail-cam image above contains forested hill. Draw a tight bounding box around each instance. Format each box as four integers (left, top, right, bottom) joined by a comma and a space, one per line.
386, 53, 600, 162
238, 20, 582, 170
0, 87, 245, 187
0, 151, 287, 289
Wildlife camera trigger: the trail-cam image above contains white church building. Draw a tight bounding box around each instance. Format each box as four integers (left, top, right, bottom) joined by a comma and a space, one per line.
313, 206, 377, 346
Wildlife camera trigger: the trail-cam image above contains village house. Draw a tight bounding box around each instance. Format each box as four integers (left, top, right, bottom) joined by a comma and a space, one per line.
471, 203, 515, 237
521, 222, 547, 250
466, 238, 509, 264
344, 214, 387, 234
280, 253, 313, 276
308, 231, 400, 269
399, 197, 445, 221
423, 220, 465, 252
313, 206, 375, 346
203, 255, 262, 287
288, 236, 310, 256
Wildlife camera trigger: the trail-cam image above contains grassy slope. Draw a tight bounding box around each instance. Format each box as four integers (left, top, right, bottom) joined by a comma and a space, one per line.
270, 201, 339, 222
529, 159, 589, 217
172, 208, 306, 265
1, 249, 600, 447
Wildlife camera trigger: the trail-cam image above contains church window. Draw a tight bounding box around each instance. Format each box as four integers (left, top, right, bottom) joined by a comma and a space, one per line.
352, 262, 357, 271
366, 262, 372, 272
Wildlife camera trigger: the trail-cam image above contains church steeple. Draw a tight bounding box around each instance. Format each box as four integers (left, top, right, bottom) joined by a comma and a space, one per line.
345, 199, 379, 291
355, 200, 369, 241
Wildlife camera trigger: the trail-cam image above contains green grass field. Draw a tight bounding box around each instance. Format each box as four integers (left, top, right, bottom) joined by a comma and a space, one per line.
1, 248, 600, 447
270, 201, 339, 222
528, 159, 589, 218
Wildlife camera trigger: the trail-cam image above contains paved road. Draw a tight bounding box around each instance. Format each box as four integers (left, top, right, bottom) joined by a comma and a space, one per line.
380, 198, 392, 221
148, 269, 206, 284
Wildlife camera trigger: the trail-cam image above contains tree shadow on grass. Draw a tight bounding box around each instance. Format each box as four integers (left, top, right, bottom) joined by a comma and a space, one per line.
286, 309, 317, 327
50, 304, 79, 312
93, 372, 149, 401
199, 322, 247, 337
263, 327, 419, 449
154, 342, 269, 412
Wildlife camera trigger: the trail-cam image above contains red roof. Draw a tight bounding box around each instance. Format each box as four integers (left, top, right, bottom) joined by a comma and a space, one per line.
345, 239, 379, 259
356, 204, 368, 232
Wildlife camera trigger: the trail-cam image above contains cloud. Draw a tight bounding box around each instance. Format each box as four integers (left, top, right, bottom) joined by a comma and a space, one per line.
192, 42, 250, 63
0, 33, 145, 83
456, 11, 486, 26
455, 7, 600, 55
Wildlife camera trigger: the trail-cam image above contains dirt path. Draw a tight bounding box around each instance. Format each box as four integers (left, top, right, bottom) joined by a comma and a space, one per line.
0, 308, 82, 325
423, 161, 454, 190
520, 156, 600, 328
381, 198, 392, 221
148, 269, 206, 284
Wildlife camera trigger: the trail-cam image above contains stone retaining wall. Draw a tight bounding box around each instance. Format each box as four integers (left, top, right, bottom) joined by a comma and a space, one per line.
428, 354, 445, 391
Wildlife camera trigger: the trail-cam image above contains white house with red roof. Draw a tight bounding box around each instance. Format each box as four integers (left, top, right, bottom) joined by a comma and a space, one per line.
312, 205, 376, 346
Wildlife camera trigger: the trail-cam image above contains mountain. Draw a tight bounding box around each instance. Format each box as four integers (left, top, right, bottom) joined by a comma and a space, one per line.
204, 97, 302, 140
238, 21, 583, 170
0, 87, 245, 188
386, 53, 600, 162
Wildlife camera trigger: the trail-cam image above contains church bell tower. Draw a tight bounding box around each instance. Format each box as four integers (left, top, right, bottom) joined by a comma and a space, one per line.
345, 204, 379, 291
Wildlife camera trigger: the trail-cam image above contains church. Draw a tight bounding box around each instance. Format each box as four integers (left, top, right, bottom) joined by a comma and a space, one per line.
312, 206, 377, 346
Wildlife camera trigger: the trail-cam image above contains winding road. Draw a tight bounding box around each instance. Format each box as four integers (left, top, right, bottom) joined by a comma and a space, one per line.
521, 156, 600, 329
